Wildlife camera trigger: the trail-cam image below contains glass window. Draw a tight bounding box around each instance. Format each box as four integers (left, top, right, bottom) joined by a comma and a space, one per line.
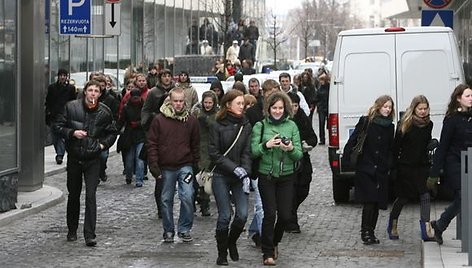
143, 0, 155, 68
0, 0, 18, 173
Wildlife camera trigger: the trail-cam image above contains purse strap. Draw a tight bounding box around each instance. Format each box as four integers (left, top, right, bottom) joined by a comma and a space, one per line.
210, 125, 244, 172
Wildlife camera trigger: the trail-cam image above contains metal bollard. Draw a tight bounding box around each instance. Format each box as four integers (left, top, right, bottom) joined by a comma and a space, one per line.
460, 148, 472, 265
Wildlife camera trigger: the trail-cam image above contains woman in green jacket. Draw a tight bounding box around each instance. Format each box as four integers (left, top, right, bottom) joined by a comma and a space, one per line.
251, 91, 303, 266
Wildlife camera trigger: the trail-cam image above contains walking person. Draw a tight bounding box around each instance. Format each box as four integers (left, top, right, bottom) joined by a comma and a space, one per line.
141, 68, 175, 218
314, 73, 330, 145
117, 88, 146, 187
430, 84, 472, 245
387, 95, 435, 241
343, 95, 395, 245
285, 93, 318, 233
246, 79, 281, 249
45, 68, 77, 164
251, 91, 303, 265
208, 90, 252, 265
53, 80, 117, 247
191, 90, 219, 216
147, 88, 200, 243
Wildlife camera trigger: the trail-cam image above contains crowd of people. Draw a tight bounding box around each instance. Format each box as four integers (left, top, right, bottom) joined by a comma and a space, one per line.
45, 64, 470, 265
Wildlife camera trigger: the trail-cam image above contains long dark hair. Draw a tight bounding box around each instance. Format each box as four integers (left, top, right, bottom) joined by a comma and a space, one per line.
446, 84, 471, 118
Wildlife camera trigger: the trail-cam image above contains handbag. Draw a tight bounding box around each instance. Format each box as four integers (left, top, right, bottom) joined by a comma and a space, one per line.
350, 117, 369, 166
203, 125, 244, 195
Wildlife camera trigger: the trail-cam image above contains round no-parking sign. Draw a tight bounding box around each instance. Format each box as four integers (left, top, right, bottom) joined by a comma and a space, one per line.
423, 0, 452, 9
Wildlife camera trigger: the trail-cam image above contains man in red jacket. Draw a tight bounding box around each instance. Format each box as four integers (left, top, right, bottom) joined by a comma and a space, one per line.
147, 88, 200, 243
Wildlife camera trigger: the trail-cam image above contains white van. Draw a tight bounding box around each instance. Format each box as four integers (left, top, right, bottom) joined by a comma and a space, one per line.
327, 26, 464, 203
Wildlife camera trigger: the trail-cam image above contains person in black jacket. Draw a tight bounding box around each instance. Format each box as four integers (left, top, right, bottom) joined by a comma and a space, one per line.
387, 95, 434, 241
45, 69, 77, 164
429, 84, 472, 245
286, 93, 318, 233
343, 95, 395, 245
299, 71, 317, 123
314, 73, 329, 145
53, 80, 117, 247
208, 90, 252, 266
118, 89, 146, 187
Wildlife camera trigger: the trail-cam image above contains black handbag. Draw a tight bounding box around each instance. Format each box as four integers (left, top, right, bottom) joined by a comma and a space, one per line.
350, 118, 369, 166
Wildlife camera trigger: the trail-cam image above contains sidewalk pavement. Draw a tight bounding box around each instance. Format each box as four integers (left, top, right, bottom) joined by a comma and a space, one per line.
423, 202, 469, 268
0, 143, 116, 228
0, 144, 470, 267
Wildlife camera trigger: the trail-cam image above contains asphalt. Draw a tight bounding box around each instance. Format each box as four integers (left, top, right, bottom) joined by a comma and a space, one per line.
0, 144, 470, 267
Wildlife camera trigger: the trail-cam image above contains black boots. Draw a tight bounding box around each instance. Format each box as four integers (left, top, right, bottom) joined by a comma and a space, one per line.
228, 225, 244, 261
216, 230, 229, 266
361, 203, 380, 245
431, 220, 443, 245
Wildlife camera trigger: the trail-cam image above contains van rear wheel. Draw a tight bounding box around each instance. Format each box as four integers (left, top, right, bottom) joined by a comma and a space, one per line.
333, 176, 350, 203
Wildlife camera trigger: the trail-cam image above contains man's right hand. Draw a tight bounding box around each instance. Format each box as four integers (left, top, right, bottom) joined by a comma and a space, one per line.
150, 166, 161, 179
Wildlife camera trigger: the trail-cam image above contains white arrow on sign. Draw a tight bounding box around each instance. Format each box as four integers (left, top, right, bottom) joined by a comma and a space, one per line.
105, 3, 120, 36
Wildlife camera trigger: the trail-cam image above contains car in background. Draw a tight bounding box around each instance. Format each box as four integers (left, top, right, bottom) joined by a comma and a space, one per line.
294, 62, 322, 73
189, 76, 233, 101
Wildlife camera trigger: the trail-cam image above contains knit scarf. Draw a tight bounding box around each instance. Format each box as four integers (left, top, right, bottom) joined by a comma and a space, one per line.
372, 115, 393, 127
412, 114, 430, 128
160, 101, 189, 122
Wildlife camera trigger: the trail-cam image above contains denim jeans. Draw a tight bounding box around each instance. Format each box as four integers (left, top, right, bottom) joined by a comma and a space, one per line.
212, 172, 249, 231
52, 130, 65, 156
248, 178, 263, 238
125, 142, 145, 184
318, 110, 327, 143
258, 174, 294, 258
436, 189, 461, 232
161, 166, 194, 234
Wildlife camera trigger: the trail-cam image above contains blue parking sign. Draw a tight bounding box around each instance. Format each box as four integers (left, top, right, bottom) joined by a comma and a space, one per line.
59, 0, 91, 35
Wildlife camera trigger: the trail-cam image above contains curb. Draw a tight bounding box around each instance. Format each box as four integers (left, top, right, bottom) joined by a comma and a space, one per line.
0, 185, 64, 227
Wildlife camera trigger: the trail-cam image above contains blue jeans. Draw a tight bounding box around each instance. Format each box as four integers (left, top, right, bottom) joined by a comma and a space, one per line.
161, 166, 194, 234
436, 189, 461, 232
212, 172, 249, 231
52, 130, 65, 156
248, 178, 263, 238
125, 142, 144, 183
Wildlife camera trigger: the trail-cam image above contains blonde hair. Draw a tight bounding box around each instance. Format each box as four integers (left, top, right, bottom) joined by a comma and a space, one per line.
399, 95, 429, 134
367, 95, 395, 121
244, 94, 257, 108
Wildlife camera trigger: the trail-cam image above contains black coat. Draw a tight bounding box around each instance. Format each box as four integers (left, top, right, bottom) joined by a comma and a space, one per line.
431, 111, 472, 191
315, 84, 329, 114
344, 116, 394, 209
117, 100, 145, 152
292, 109, 318, 184
208, 114, 252, 178
53, 99, 118, 160
45, 81, 76, 125
393, 121, 433, 197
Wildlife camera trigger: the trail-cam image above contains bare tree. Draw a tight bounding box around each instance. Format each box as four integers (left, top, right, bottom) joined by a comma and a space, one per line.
265, 14, 287, 70
286, 0, 358, 60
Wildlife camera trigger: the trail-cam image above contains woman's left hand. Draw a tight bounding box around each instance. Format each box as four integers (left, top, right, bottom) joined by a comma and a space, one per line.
280, 141, 293, 152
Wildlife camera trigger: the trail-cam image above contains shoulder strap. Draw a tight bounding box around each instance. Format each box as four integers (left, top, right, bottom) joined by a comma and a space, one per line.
224, 125, 244, 156
259, 120, 265, 143
210, 125, 244, 173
